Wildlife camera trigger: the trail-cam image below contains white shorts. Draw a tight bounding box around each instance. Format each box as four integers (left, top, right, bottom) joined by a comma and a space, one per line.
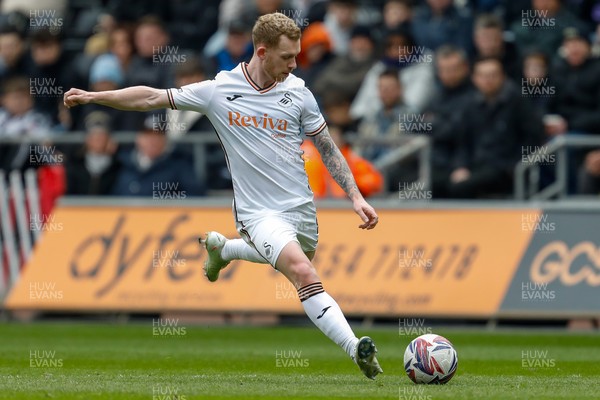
236, 203, 319, 267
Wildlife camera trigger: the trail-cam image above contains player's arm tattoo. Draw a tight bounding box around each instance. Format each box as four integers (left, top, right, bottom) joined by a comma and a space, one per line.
313, 127, 361, 200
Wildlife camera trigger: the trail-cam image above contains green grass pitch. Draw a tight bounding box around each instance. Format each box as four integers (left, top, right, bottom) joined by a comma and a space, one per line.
0, 322, 598, 399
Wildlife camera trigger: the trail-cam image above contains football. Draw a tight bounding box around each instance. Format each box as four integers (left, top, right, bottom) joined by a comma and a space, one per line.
404, 334, 458, 384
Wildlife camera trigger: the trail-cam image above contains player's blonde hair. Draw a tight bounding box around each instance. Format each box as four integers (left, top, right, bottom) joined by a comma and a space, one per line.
252, 12, 301, 49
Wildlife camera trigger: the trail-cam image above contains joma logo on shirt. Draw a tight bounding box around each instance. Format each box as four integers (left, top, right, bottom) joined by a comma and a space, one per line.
228, 111, 289, 132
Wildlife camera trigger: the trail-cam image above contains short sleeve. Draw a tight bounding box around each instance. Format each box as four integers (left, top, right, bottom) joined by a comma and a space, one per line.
301, 87, 327, 137
167, 80, 216, 113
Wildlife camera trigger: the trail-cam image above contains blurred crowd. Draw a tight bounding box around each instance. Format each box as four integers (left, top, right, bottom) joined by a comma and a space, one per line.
0, 0, 599, 201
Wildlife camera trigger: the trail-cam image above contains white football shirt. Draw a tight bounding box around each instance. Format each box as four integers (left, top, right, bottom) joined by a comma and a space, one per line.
167, 63, 327, 222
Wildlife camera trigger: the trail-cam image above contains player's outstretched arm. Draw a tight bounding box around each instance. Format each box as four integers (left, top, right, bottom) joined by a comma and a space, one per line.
63, 86, 170, 111
313, 127, 379, 230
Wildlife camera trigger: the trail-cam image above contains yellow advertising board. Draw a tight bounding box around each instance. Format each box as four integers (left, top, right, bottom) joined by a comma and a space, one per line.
5, 206, 535, 316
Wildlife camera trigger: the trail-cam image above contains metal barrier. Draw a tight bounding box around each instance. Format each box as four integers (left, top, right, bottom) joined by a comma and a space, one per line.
4, 132, 600, 203
0, 132, 217, 191
0, 131, 433, 197
515, 135, 600, 200
370, 135, 431, 194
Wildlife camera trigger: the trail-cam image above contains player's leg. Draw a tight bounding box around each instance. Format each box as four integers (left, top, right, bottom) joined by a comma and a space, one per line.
222, 238, 268, 263
275, 241, 356, 355
275, 242, 383, 379
296, 209, 383, 379
201, 230, 268, 282
202, 205, 313, 281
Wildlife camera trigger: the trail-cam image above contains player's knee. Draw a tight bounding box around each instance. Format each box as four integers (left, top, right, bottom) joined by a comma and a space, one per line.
289, 260, 318, 287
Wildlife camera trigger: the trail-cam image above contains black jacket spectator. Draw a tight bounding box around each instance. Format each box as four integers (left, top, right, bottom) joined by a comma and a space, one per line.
510, 0, 586, 57
427, 79, 474, 171
411, 0, 474, 54
426, 46, 475, 197
106, 0, 169, 23
28, 29, 74, 125
125, 17, 172, 89
450, 80, 543, 197
111, 146, 204, 197
547, 57, 600, 134
168, 0, 220, 51
66, 149, 120, 195
521, 51, 555, 116
441, 57, 544, 198
456, 80, 542, 171
111, 118, 205, 197
0, 28, 31, 82
65, 121, 120, 195
472, 14, 521, 80
313, 26, 376, 104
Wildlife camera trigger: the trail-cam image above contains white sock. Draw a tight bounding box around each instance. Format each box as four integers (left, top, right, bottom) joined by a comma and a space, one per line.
221, 239, 268, 263
299, 282, 358, 359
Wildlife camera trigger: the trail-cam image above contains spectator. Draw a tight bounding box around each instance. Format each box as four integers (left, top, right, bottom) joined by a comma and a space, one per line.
111, 114, 205, 197
243, 0, 300, 26
207, 20, 253, 75
545, 27, 600, 138
218, 0, 299, 29
545, 26, 600, 193
313, 25, 375, 104
321, 92, 357, 133
500, 0, 535, 28
383, 0, 413, 32
372, 0, 414, 44
579, 150, 600, 194
110, 24, 136, 78
205, 0, 298, 58
71, 24, 136, 98
357, 69, 416, 162
65, 113, 120, 195
426, 46, 475, 198
126, 16, 171, 88
465, 0, 503, 14
0, 77, 52, 171
563, 0, 598, 27
0, 28, 29, 81
511, 0, 585, 58
105, 0, 169, 24
323, 0, 359, 55
28, 29, 73, 124
521, 50, 554, 115
443, 57, 543, 198
473, 14, 520, 80
358, 69, 422, 191
295, 22, 334, 88
167, 0, 220, 52
411, 0, 474, 54
302, 124, 383, 199
78, 23, 135, 90
350, 28, 435, 119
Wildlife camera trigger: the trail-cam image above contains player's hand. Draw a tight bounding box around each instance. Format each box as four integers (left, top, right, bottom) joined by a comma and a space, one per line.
353, 197, 378, 230
63, 88, 93, 108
